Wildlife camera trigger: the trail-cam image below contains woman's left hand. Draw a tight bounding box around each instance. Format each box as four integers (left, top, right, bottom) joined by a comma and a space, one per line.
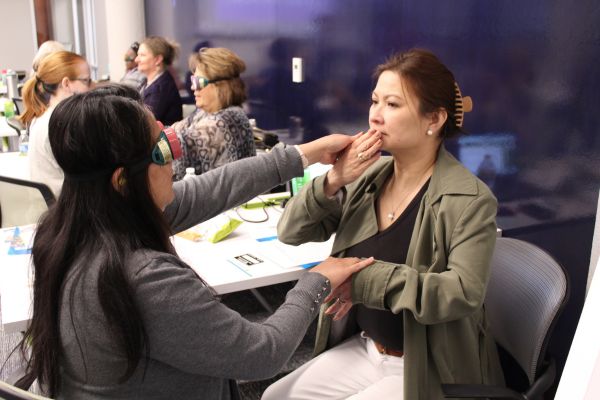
324, 278, 354, 320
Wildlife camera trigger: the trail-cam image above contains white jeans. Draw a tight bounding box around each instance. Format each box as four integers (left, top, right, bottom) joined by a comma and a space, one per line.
261, 333, 404, 400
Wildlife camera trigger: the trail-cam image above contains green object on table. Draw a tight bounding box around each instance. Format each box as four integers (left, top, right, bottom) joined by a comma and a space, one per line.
207, 217, 243, 243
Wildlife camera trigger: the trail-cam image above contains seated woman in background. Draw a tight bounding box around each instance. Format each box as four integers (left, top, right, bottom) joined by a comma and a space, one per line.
172, 47, 256, 180
19, 50, 92, 196
120, 41, 146, 91
263, 49, 504, 399
16, 85, 374, 399
136, 35, 182, 125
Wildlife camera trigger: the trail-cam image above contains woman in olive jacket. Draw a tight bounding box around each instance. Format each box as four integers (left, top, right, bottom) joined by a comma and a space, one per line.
264, 49, 504, 399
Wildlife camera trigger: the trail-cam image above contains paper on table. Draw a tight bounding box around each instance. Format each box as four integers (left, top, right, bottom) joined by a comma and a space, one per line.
0, 225, 35, 329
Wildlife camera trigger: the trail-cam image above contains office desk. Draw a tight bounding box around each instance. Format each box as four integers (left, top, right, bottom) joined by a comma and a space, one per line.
0, 204, 334, 333
175, 207, 334, 294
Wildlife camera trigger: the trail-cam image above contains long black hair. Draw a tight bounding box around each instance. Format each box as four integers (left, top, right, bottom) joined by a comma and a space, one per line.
17, 85, 175, 395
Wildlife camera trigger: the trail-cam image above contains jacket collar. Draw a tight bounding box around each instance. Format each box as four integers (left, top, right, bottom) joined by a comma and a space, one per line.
426, 146, 479, 205
361, 146, 478, 205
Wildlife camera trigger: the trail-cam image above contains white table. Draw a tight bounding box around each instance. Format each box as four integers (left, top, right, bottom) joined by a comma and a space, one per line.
0, 151, 30, 180
0, 202, 333, 333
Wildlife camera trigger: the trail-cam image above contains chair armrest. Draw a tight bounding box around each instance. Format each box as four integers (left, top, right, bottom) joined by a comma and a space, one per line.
441, 383, 525, 399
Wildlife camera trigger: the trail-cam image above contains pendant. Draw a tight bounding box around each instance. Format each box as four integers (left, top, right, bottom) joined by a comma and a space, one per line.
387, 212, 394, 221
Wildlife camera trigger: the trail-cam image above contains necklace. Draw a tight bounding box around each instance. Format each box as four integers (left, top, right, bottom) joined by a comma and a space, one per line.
385, 172, 431, 221
386, 186, 413, 221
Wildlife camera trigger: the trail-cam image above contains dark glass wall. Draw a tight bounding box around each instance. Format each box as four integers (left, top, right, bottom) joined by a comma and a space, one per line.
146, 0, 600, 390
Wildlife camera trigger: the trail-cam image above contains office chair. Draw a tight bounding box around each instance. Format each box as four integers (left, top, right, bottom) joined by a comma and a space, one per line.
442, 237, 568, 400
0, 176, 55, 228
5, 117, 25, 137
11, 97, 24, 116
0, 380, 51, 400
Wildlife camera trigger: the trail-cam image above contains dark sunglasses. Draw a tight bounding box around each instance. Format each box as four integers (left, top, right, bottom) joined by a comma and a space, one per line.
130, 41, 140, 53
190, 75, 232, 91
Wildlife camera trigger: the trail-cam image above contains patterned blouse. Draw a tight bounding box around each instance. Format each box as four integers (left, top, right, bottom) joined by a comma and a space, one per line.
171, 106, 256, 180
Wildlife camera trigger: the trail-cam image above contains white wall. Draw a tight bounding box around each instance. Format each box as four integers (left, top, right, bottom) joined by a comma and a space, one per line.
103, 0, 145, 82
0, 0, 37, 72
556, 256, 600, 399
588, 189, 600, 294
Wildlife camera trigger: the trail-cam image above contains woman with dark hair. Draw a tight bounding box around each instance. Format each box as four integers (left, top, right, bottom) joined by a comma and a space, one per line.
136, 36, 183, 125
16, 85, 378, 399
172, 47, 256, 180
264, 49, 504, 399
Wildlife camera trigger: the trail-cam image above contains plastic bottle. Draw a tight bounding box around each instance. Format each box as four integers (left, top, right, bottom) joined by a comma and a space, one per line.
5, 70, 19, 99
4, 99, 15, 118
19, 130, 29, 155
183, 167, 196, 180
0, 69, 7, 95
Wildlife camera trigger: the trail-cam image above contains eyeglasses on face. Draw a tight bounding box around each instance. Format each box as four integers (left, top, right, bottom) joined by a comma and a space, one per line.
190, 75, 231, 91
74, 77, 92, 86
124, 56, 136, 62
131, 41, 140, 53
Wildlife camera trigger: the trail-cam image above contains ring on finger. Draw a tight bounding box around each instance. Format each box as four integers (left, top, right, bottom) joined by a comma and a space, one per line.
338, 298, 347, 304
357, 152, 365, 161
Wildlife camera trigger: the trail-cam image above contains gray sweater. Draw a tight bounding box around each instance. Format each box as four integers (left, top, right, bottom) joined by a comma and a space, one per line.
58, 144, 331, 399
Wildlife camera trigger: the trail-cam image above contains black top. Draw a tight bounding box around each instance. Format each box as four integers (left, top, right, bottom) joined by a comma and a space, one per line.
346, 178, 430, 350
141, 71, 183, 126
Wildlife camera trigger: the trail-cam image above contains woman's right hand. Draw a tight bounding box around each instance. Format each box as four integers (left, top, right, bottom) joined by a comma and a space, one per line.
324, 129, 382, 197
311, 256, 374, 290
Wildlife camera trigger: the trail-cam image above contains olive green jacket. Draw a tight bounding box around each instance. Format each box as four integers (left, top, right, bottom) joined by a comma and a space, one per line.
277, 147, 504, 399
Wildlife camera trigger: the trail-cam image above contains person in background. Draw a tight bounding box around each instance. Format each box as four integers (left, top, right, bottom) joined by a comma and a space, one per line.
136, 36, 182, 126
16, 85, 375, 399
120, 41, 146, 91
31, 40, 65, 74
172, 47, 256, 180
181, 40, 211, 104
263, 49, 504, 399
19, 51, 92, 196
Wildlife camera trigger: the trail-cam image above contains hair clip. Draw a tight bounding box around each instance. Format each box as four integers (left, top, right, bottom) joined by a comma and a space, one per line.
454, 82, 473, 128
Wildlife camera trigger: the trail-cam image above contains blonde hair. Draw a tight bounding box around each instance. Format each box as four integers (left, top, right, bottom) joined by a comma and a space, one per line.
19, 51, 87, 125
141, 36, 179, 67
189, 47, 247, 108
32, 40, 65, 72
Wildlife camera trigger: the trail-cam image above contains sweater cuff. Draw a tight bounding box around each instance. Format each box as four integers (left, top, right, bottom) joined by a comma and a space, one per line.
291, 272, 332, 314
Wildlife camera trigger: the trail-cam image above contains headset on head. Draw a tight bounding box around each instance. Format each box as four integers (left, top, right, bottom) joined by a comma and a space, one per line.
152, 121, 182, 165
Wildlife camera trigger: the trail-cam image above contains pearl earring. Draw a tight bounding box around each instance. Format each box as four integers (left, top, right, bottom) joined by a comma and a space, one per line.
426, 129, 433, 136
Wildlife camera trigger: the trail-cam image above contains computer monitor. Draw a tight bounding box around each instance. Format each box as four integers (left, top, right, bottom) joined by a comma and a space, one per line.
458, 133, 517, 176
289, 162, 332, 196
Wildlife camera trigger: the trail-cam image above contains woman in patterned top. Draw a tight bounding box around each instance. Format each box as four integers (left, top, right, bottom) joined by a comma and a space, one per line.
172, 47, 256, 180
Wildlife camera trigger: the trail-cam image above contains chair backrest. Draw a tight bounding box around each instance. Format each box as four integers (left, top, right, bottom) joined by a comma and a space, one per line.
0, 381, 50, 400
11, 97, 24, 116
485, 237, 568, 385
0, 176, 55, 228
0, 380, 51, 400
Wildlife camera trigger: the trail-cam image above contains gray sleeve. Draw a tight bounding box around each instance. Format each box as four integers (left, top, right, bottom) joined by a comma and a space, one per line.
135, 257, 331, 380
277, 173, 344, 245
164, 143, 304, 233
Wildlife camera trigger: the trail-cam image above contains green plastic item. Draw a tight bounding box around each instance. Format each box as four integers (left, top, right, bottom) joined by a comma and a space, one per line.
206, 217, 243, 243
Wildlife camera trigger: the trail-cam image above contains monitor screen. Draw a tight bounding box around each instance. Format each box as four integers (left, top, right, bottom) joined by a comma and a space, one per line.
458, 133, 517, 176
290, 162, 332, 196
